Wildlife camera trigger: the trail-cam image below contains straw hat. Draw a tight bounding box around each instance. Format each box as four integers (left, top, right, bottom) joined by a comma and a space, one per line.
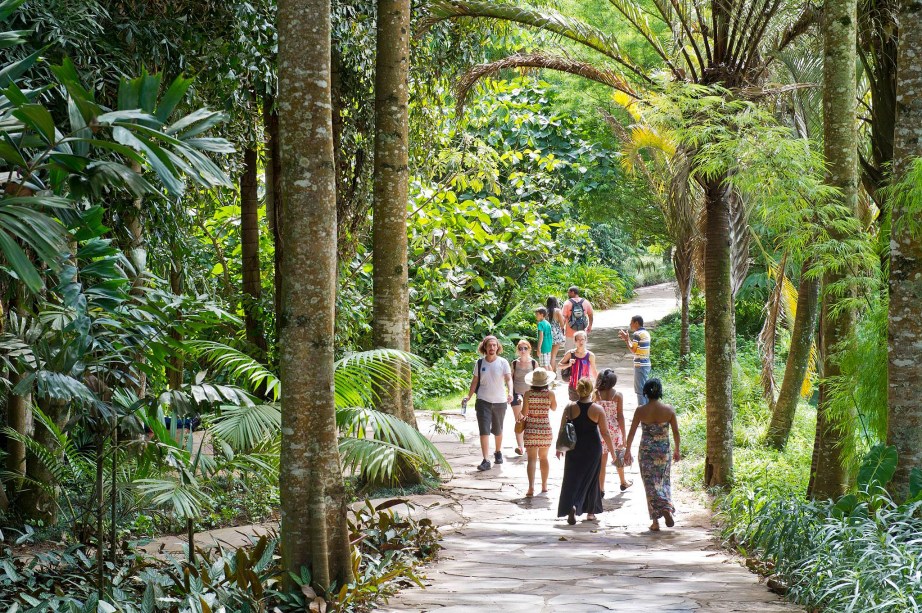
524, 367, 555, 387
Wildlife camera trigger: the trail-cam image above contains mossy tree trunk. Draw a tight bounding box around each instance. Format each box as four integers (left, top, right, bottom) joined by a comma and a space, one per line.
766, 263, 819, 450
263, 97, 283, 326
17, 398, 67, 523
277, 0, 353, 589
241, 145, 268, 358
887, 0, 922, 501
809, 0, 859, 500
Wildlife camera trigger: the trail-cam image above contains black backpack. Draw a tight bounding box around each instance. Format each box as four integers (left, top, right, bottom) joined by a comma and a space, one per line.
568, 298, 588, 331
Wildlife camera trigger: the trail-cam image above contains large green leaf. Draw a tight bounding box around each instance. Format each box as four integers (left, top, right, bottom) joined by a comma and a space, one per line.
856, 443, 898, 490
909, 467, 922, 501
0, 0, 26, 21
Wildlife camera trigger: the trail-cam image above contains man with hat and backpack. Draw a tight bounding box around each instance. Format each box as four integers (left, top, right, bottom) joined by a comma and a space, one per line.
560, 286, 594, 353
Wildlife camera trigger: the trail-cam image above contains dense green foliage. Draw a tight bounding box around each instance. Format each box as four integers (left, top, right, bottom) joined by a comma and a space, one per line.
0, 500, 439, 612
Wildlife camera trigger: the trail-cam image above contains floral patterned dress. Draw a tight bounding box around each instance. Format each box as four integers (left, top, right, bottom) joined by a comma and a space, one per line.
523, 391, 553, 448
639, 422, 675, 520
598, 398, 624, 455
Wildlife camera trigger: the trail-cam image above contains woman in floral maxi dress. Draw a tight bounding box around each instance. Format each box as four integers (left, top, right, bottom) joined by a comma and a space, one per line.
623, 378, 681, 531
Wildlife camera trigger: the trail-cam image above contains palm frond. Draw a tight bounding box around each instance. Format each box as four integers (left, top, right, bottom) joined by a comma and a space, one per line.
210, 404, 281, 452
337, 406, 451, 479
135, 477, 213, 520
759, 254, 787, 403
184, 339, 280, 400
456, 52, 635, 114
425, 0, 652, 83
606, 0, 686, 76
3, 404, 94, 486
334, 349, 426, 410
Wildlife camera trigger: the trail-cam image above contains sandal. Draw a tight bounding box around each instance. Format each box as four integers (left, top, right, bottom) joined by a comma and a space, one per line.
620, 480, 633, 492
525, 489, 534, 498
649, 522, 660, 532
586, 514, 598, 521
664, 511, 675, 527
567, 506, 577, 525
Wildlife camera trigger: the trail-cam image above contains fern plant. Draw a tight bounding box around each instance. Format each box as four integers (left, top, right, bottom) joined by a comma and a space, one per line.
187, 342, 450, 486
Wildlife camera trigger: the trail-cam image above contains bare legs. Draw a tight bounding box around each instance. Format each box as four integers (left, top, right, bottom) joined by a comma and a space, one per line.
599, 452, 631, 493
550, 343, 561, 374
511, 402, 525, 452
525, 446, 550, 496
480, 434, 503, 461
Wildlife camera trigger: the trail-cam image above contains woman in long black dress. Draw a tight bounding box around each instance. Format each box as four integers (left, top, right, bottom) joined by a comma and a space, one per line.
556, 377, 618, 524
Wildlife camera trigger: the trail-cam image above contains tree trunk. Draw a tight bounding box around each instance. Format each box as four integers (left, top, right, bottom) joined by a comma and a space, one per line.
5, 371, 29, 479
372, 0, 417, 428
241, 146, 268, 357
887, 0, 922, 500
277, 0, 353, 589
810, 0, 858, 500
673, 242, 694, 368
264, 97, 283, 330
766, 263, 820, 449
702, 178, 735, 488
859, 0, 898, 202
17, 398, 67, 523
167, 256, 184, 390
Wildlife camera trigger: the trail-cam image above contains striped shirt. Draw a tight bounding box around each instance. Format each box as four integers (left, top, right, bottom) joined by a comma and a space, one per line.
632, 328, 651, 367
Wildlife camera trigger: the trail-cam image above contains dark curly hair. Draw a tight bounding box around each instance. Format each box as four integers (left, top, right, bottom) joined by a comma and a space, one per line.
643, 378, 663, 400
596, 368, 618, 391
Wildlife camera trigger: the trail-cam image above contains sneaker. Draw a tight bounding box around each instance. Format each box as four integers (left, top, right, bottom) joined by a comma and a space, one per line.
477, 459, 491, 471
494, 451, 504, 464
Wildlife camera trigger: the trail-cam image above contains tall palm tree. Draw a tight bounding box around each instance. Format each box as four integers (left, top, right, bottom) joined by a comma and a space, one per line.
426, 0, 814, 486
604, 98, 701, 366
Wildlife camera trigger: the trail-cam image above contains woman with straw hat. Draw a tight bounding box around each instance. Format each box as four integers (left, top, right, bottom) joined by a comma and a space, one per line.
519, 367, 557, 497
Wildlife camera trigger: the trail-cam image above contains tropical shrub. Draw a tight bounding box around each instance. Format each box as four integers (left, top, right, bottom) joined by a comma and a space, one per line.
413, 351, 476, 403
0, 499, 440, 612
719, 445, 922, 612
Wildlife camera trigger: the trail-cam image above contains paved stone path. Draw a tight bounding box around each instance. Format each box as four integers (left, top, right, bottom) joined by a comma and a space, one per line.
376, 283, 800, 612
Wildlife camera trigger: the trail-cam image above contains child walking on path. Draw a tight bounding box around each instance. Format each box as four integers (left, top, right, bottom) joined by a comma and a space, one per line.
594, 369, 631, 497
519, 368, 557, 497
624, 378, 681, 531
535, 307, 553, 370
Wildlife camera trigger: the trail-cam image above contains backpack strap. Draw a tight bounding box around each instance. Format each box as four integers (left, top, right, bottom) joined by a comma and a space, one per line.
531, 358, 537, 369
475, 358, 483, 395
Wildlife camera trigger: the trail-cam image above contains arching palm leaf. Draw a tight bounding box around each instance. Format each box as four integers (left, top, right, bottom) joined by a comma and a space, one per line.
183, 339, 280, 400
338, 407, 452, 483
334, 348, 426, 409
210, 403, 281, 452
456, 52, 636, 114
425, 0, 653, 83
